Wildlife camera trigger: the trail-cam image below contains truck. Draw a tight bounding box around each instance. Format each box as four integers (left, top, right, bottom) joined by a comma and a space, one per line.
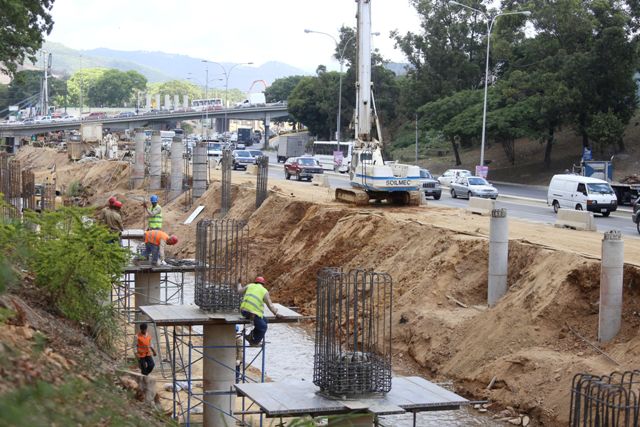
237, 128, 253, 146
236, 93, 266, 108
80, 123, 102, 143
574, 160, 640, 205
277, 134, 308, 162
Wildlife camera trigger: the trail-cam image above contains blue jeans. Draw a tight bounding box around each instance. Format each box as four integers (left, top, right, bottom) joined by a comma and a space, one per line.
139, 355, 155, 376
241, 310, 268, 345
143, 243, 160, 263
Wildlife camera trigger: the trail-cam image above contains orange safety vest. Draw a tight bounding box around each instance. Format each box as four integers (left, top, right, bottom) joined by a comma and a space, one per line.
136, 333, 152, 358
144, 230, 169, 246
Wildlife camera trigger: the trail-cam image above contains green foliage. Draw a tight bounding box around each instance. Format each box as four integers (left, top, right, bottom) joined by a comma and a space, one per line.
5, 70, 66, 111
87, 69, 147, 107
66, 180, 81, 197
66, 68, 107, 107
24, 207, 128, 351
587, 110, 625, 154
0, 378, 175, 426
0, 207, 31, 293
146, 79, 202, 100
265, 75, 305, 103
0, 0, 55, 76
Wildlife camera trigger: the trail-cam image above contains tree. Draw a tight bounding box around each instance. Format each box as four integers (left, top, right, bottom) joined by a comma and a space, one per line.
87, 69, 147, 107
66, 68, 106, 107
146, 80, 202, 101
288, 74, 340, 139
265, 75, 305, 103
0, 0, 55, 76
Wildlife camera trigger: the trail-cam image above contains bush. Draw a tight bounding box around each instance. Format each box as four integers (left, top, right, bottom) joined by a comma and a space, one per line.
24, 207, 129, 351
0, 202, 31, 294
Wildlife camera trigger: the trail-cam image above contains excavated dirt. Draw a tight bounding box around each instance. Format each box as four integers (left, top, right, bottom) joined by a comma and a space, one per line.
16, 147, 640, 426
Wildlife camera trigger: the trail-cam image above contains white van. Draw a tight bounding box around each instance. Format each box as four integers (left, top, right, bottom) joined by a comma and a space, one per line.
547, 174, 617, 217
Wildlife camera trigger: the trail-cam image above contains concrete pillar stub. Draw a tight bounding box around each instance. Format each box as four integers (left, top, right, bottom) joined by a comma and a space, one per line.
132, 128, 146, 188
599, 230, 624, 343
203, 324, 236, 427
134, 272, 161, 361
169, 136, 184, 201
149, 131, 162, 190
488, 208, 509, 307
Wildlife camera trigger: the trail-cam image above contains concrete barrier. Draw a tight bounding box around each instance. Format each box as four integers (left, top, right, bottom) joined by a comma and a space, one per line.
315, 174, 330, 188
554, 209, 597, 231
245, 165, 258, 175
467, 197, 496, 215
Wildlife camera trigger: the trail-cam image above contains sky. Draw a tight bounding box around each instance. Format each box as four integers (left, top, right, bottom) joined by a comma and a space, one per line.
47, 0, 423, 72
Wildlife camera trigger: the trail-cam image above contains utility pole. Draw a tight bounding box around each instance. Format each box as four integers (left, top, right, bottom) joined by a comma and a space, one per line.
415, 113, 419, 164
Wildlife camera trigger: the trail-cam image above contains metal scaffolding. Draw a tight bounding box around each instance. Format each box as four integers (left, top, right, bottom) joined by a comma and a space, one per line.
314, 268, 393, 397
255, 156, 269, 209
194, 219, 248, 312
570, 370, 640, 427
167, 324, 266, 426
220, 149, 232, 217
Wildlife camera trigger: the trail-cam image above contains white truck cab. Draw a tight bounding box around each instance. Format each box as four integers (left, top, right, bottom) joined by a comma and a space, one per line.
547, 174, 617, 217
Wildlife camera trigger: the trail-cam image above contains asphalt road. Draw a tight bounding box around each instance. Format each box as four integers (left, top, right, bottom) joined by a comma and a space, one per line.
240, 149, 640, 238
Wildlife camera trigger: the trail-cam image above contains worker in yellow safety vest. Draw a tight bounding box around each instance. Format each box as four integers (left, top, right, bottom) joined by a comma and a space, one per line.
237, 276, 283, 346
142, 194, 162, 230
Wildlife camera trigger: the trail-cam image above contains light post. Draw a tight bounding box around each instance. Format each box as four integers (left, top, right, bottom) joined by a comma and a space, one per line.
204, 60, 253, 134
449, 1, 531, 172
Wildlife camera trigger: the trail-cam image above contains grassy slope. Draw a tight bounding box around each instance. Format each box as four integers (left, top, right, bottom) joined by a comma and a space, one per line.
391, 113, 640, 185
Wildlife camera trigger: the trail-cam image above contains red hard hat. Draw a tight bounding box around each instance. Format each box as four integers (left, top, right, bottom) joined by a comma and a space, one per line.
113, 200, 123, 209
255, 276, 266, 284
108, 196, 117, 206
167, 235, 178, 245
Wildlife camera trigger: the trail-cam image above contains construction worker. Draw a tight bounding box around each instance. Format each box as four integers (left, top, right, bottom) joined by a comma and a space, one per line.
142, 195, 162, 230
135, 323, 156, 376
143, 229, 178, 266
237, 276, 283, 346
98, 196, 124, 234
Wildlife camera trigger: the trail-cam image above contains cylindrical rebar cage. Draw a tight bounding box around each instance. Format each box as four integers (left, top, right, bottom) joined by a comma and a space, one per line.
256, 156, 269, 209
22, 170, 35, 211
220, 149, 232, 216
195, 219, 248, 312
314, 268, 393, 397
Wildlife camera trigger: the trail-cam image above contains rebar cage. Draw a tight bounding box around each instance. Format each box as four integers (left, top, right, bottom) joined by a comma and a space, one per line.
314, 268, 393, 397
570, 370, 640, 427
255, 155, 269, 209
195, 219, 248, 312
220, 149, 232, 217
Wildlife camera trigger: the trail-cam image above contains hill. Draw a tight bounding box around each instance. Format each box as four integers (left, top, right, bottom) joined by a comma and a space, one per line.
34, 42, 311, 89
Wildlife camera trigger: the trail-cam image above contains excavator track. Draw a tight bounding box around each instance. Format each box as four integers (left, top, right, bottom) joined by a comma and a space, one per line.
335, 187, 371, 206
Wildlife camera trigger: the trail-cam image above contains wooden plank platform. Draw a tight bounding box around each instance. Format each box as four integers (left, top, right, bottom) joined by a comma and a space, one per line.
235, 377, 470, 418
139, 304, 303, 326
123, 263, 197, 273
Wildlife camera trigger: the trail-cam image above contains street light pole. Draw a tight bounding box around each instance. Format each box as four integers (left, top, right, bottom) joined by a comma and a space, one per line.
449, 1, 531, 171
205, 61, 253, 134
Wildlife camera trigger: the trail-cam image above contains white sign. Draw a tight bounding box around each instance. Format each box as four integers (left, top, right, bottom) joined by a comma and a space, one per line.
476, 165, 488, 178
333, 150, 344, 167
8, 105, 19, 112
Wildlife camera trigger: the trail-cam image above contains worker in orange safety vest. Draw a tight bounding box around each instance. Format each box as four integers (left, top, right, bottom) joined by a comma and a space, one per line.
135, 323, 157, 375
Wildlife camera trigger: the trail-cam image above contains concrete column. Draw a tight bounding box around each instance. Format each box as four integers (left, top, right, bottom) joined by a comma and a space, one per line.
192, 142, 208, 202
488, 208, 509, 307
599, 230, 624, 343
169, 136, 184, 201
164, 94, 171, 111
132, 128, 146, 188
173, 95, 180, 110
203, 324, 236, 427
183, 95, 189, 109
149, 131, 162, 190
145, 94, 152, 110
134, 272, 161, 361
155, 94, 161, 111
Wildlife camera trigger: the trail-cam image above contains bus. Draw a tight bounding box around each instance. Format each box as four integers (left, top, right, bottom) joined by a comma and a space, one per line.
312, 141, 353, 173
191, 98, 224, 112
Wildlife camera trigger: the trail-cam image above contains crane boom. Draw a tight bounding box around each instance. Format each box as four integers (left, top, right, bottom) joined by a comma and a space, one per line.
356, 0, 373, 141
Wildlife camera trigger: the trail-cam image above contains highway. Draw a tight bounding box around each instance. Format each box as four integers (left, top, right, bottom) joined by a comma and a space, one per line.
252, 150, 639, 238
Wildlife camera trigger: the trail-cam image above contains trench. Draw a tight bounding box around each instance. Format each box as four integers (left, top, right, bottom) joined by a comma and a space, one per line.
176, 273, 501, 426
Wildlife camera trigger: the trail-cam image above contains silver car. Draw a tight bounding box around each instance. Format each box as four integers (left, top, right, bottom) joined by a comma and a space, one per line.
450, 176, 498, 199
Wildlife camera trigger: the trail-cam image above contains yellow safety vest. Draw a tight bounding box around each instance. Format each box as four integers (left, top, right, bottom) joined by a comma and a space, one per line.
240, 283, 267, 318
148, 204, 162, 229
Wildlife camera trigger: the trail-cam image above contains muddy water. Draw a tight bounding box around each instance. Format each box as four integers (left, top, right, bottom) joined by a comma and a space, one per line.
178, 274, 501, 426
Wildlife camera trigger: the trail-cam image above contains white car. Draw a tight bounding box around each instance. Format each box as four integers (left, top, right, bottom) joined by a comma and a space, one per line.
450, 176, 498, 199
437, 169, 472, 186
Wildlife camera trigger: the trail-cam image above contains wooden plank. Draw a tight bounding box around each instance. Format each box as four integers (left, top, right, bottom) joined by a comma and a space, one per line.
403, 376, 469, 404
341, 400, 369, 410
367, 403, 405, 415
183, 205, 205, 225
140, 304, 303, 326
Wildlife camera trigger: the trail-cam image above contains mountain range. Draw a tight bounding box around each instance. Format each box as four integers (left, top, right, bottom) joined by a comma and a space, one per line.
31, 42, 407, 90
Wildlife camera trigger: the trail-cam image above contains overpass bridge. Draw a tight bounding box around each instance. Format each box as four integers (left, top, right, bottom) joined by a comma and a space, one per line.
0, 104, 290, 140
